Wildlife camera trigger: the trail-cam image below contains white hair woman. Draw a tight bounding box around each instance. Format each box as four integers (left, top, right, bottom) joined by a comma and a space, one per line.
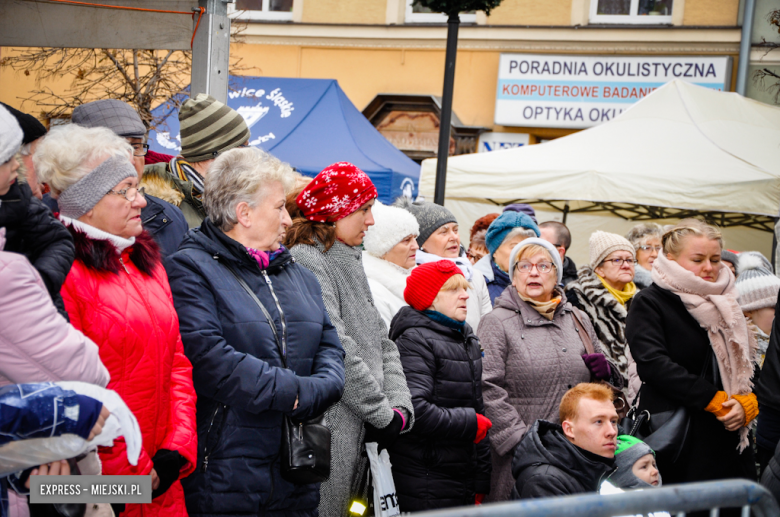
626, 219, 758, 486
36, 124, 197, 517
626, 223, 663, 289
478, 238, 614, 501
166, 147, 345, 517
362, 201, 420, 329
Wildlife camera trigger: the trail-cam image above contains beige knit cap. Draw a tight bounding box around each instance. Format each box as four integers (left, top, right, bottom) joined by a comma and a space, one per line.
590, 231, 636, 269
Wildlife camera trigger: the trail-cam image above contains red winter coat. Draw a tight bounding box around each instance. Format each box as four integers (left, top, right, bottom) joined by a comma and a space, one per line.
61, 222, 197, 517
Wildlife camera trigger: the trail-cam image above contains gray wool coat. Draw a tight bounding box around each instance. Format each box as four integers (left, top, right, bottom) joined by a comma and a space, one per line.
477, 286, 602, 502
291, 239, 415, 517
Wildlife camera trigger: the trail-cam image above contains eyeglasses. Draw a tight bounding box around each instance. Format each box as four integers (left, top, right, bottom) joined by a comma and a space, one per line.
515, 261, 556, 274
638, 245, 662, 252
601, 258, 637, 267
131, 143, 150, 157
106, 186, 146, 202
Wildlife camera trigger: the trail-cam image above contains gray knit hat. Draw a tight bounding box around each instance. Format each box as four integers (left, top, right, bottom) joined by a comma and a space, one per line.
722, 249, 740, 270
737, 251, 780, 312
179, 94, 250, 163
590, 231, 635, 269
610, 435, 659, 489
72, 100, 146, 139
0, 104, 23, 164
58, 155, 137, 219
394, 198, 457, 249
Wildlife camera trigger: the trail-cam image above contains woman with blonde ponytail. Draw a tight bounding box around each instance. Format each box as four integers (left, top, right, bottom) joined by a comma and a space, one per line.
626, 219, 758, 488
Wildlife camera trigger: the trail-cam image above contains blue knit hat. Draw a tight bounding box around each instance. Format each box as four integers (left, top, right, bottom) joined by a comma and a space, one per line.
486, 211, 540, 256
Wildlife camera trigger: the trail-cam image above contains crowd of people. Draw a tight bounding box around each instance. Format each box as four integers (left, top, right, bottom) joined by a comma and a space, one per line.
2, 94, 780, 517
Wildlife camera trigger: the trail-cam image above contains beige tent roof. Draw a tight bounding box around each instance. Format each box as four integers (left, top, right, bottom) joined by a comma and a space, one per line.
419, 80, 780, 226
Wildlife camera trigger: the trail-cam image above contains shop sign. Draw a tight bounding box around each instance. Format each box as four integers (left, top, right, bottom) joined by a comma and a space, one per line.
495, 54, 731, 129
477, 132, 530, 152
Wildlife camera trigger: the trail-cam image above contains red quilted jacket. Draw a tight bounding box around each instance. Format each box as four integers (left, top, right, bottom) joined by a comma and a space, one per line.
61, 224, 197, 517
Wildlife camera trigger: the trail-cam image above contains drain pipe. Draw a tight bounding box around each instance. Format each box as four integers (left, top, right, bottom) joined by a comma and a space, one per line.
736, 0, 756, 95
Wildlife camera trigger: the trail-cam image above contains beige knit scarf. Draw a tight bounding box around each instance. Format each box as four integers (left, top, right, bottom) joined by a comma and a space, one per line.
652, 255, 757, 450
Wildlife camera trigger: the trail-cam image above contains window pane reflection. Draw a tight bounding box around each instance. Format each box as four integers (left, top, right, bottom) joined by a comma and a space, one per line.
596, 0, 631, 15
270, 0, 293, 12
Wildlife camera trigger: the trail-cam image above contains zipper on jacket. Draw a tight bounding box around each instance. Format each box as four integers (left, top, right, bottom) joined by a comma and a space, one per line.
202, 404, 227, 472
464, 336, 477, 403
261, 270, 287, 358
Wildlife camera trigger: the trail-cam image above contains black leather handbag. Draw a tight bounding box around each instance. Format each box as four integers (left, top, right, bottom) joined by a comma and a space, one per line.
621, 348, 719, 465
222, 262, 331, 485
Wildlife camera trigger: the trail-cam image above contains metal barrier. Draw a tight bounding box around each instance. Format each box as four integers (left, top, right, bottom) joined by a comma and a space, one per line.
411, 480, 780, 517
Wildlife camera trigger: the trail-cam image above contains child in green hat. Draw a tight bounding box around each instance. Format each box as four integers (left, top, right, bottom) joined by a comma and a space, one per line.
609, 435, 661, 489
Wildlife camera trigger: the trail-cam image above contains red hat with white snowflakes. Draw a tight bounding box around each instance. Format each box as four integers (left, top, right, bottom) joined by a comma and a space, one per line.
296, 162, 378, 223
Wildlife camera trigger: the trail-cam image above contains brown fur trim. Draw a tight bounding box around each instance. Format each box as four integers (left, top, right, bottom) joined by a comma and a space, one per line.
67, 225, 161, 276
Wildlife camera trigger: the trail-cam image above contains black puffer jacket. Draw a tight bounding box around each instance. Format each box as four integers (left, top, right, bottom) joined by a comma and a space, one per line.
512, 420, 615, 499
387, 306, 491, 512
0, 182, 74, 318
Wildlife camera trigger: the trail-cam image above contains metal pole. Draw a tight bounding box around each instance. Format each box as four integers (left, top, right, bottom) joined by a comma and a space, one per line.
736, 0, 756, 95
191, 0, 230, 103
433, 12, 460, 206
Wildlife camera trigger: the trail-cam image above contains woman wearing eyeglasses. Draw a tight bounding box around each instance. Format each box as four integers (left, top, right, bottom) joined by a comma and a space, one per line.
566, 231, 638, 396
478, 238, 613, 502
36, 124, 197, 517
626, 223, 664, 290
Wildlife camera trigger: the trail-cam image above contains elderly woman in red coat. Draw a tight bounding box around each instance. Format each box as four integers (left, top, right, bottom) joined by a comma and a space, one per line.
36, 124, 197, 517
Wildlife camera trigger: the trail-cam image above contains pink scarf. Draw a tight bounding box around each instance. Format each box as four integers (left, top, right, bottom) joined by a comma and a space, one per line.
652, 255, 756, 450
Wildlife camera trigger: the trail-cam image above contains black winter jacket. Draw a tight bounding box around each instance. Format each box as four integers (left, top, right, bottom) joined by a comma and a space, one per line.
756, 292, 780, 453
165, 219, 346, 517
0, 182, 74, 319
387, 307, 491, 512
626, 283, 757, 484
512, 420, 615, 499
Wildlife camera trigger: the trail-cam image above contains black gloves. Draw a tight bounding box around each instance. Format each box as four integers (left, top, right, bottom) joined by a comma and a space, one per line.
364, 411, 404, 452
151, 449, 186, 499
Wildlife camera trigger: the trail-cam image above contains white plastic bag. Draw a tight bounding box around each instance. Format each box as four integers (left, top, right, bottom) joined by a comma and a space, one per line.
366, 442, 401, 517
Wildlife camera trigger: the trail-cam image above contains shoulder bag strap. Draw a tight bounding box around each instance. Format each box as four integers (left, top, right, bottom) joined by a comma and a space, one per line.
220, 260, 287, 369
571, 308, 596, 355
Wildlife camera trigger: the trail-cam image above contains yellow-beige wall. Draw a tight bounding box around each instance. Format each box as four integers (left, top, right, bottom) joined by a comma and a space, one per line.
683, 0, 740, 26
485, 0, 574, 26
301, 0, 386, 24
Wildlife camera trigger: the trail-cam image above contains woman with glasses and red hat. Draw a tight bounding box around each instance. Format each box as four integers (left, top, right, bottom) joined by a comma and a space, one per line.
286, 162, 415, 517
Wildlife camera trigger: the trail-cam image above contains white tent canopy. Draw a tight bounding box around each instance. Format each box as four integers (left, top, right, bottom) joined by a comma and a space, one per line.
419, 81, 780, 265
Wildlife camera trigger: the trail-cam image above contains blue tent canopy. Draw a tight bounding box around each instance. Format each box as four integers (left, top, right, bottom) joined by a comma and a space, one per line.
148, 76, 419, 203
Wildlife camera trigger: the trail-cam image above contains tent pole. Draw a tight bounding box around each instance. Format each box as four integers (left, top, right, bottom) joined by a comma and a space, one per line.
433, 13, 460, 206
191, 0, 230, 103
736, 0, 755, 96
562, 202, 570, 225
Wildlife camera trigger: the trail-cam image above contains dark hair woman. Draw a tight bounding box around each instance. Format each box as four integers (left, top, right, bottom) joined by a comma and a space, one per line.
286, 162, 415, 517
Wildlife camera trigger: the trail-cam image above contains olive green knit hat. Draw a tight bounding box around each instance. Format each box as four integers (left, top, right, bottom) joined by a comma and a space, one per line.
179, 93, 250, 163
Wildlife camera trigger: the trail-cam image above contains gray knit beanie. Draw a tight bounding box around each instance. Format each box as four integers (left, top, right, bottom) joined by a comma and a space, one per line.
394, 198, 457, 249
610, 435, 659, 489
737, 251, 780, 312
508, 237, 563, 285
0, 104, 23, 164
590, 231, 635, 269
179, 94, 250, 163
58, 155, 137, 219
72, 100, 146, 139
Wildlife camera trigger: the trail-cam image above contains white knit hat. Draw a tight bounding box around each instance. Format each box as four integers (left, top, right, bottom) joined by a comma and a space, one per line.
736, 251, 780, 312
0, 104, 23, 164
508, 237, 563, 285
590, 231, 635, 269
363, 201, 420, 258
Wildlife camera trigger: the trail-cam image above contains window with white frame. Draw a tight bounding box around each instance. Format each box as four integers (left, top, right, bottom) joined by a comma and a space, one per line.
405, 0, 476, 23
229, 0, 293, 21
590, 0, 673, 24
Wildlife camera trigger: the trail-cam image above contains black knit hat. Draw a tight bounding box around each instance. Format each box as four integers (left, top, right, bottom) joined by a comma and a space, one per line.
0, 102, 46, 145
179, 93, 250, 163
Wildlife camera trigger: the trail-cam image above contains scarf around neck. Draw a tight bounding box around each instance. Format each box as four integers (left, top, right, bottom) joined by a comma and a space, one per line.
246, 245, 286, 270
416, 249, 474, 281
173, 157, 205, 199
423, 310, 466, 332
598, 276, 637, 306
518, 291, 562, 320
651, 254, 756, 450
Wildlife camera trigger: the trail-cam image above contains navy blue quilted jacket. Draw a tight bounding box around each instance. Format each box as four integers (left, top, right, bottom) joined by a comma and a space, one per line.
165, 219, 345, 517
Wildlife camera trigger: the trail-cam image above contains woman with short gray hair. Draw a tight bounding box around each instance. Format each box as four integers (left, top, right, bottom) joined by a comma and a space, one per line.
165, 146, 345, 517
625, 223, 663, 289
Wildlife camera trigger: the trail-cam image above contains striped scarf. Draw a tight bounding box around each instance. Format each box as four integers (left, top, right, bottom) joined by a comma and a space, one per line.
172, 157, 204, 200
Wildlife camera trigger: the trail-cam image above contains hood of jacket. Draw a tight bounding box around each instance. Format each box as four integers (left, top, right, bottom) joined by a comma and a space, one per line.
474, 253, 494, 281
0, 181, 32, 228
513, 420, 616, 491
362, 251, 410, 301
65, 222, 160, 277
388, 305, 477, 344
177, 217, 293, 274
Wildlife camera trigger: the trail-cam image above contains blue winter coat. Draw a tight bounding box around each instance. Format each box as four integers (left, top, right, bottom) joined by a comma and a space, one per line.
165, 218, 345, 517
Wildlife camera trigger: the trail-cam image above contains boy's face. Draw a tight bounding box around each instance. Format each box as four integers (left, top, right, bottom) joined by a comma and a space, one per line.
632, 454, 660, 486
